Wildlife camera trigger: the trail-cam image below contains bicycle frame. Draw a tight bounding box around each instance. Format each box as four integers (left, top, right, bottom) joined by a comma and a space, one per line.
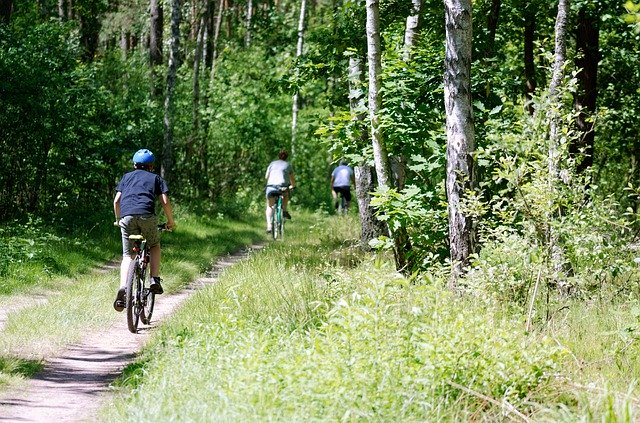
270, 186, 290, 240
125, 234, 156, 333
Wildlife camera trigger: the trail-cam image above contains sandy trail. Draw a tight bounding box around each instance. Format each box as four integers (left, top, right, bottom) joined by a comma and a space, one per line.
0, 244, 263, 422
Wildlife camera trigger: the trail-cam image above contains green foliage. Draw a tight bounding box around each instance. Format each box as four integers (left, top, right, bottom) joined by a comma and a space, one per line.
0, 22, 161, 222
101, 214, 565, 421
462, 80, 640, 307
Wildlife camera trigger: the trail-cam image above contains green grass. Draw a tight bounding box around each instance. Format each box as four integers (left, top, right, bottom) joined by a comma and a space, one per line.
3, 206, 640, 420
99, 213, 572, 421
0, 205, 266, 388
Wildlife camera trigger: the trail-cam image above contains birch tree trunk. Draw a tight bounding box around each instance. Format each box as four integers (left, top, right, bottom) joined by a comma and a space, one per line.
57, 0, 65, 19
162, 0, 181, 184
444, 0, 476, 287
367, 0, 411, 271
209, 0, 225, 86
348, 55, 386, 248
291, 0, 307, 158
189, 16, 206, 169
244, 0, 253, 47
366, 0, 391, 189
547, 0, 569, 291
403, 0, 422, 62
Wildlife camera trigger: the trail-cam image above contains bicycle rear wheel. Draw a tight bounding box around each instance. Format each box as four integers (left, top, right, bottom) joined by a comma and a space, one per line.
125, 259, 141, 333
140, 267, 155, 325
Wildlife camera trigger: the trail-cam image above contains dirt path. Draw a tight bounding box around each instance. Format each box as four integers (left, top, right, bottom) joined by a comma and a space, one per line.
0, 244, 263, 422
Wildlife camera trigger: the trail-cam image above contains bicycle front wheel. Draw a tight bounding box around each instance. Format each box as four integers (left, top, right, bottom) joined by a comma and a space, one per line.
271, 203, 279, 240
278, 207, 285, 240
125, 259, 141, 333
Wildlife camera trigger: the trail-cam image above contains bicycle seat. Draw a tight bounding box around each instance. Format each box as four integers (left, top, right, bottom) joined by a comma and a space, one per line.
129, 235, 144, 240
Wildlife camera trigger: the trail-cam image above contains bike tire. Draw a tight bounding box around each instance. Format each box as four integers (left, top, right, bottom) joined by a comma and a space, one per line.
278, 207, 285, 240
125, 260, 139, 333
140, 264, 155, 325
271, 204, 278, 240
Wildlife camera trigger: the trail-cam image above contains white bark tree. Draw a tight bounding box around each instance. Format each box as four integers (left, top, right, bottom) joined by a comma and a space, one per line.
291, 0, 307, 158
366, 0, 411, 271
244, 0, 253, 47
444, 0, 476, 286
403, 0, 422, 62
366, 0, 391, 189
348, 55, 386, 247
547, 0, 570, 291
162, 0, 181, 183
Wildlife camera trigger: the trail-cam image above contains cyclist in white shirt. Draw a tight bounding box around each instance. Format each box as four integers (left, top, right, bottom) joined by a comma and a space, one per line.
265, 150, 296, 233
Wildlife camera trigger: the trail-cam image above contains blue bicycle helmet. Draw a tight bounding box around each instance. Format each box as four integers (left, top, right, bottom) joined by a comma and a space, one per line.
132, 149, 155, 165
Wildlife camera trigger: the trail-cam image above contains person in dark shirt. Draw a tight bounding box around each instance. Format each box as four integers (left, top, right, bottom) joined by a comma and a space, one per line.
112, 149, 175, 312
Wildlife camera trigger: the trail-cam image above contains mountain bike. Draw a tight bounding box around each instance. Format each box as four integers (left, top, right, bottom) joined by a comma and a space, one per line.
125, 224, 168, 333
271, 185, 292, 240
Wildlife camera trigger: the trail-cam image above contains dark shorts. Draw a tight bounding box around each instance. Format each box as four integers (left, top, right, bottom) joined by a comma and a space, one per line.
119, 214, 159, 256
333, 186, 352, 202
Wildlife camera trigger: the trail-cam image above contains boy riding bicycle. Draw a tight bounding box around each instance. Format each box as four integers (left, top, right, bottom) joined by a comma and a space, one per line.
113, 149, 175, 311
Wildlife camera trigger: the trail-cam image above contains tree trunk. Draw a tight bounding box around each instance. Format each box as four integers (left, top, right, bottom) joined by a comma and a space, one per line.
523, 4, 536, 114
244, 0, 253, 47
291, 0, 307, 158
444, 0, 476, 287
572, 7, 598, 173
189, 15, 206, 170
367, 0, 410, 271
150, 0, 164, 66
150, 0, 164, 99
57, 0, 65, 19
484, 0, 501, 58
162, 0, 181, 184
209, 0, 225, 85
366, 0, 390, 189
403, 0, 422, 62
79, 13, 101, 62
547, 0, 569, 291
348, 55, 386, 248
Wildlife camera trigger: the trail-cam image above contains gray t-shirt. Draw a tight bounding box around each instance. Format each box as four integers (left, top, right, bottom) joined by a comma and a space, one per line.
266, 160, 293, 186
331, 165, 354, 187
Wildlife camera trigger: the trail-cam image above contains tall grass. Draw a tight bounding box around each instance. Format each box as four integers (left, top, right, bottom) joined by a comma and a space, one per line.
0, 206, 265, 387
100, 213, 569, 421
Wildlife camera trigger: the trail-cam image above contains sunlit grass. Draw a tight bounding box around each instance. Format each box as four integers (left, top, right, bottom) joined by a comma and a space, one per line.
0, 208, 266, 372
100, 213, 570, 422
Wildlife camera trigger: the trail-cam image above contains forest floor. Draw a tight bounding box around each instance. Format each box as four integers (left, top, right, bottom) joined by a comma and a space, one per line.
0, 243, 264, 422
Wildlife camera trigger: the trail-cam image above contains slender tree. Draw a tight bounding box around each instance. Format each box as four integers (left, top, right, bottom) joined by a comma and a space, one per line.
523, 2, 536, 114
366, 0, 391, 189
546, 0, 569, 291
209, 0, 225, 85
245, 0, 253, 46
348, 55, 386, 248
444, 0, 476, 286
291, 0, 307, 158
366, 0, 410, 271
163, 0, 181, 184
403, 0, 422, 62
572, 6, 598, 173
